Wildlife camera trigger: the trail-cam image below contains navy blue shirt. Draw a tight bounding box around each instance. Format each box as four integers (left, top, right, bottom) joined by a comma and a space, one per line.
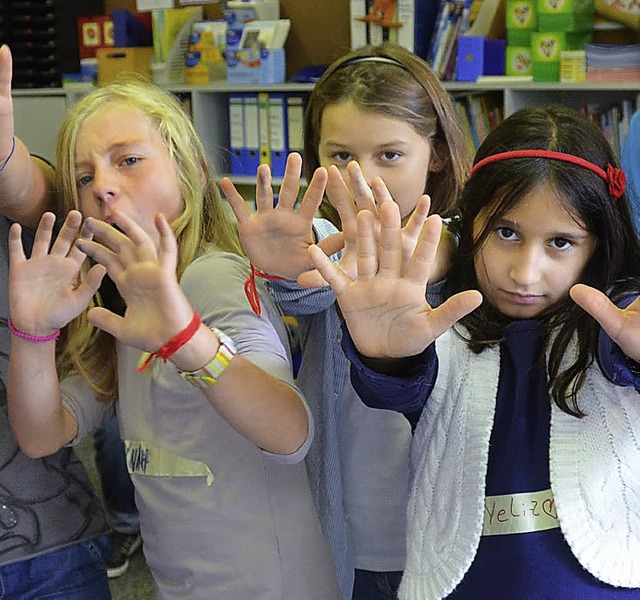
343, 320, 640, 598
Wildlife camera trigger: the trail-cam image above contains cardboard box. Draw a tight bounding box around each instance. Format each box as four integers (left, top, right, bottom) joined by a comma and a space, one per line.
457, 36, 506, 81
97, 46, 154, 85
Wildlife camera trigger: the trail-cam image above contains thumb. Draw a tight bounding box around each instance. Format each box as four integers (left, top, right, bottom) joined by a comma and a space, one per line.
87, 306, 124, 339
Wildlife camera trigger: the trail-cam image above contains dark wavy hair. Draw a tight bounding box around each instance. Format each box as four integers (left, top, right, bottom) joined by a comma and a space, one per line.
302, 43, 470, 227
445, 104, 640, 416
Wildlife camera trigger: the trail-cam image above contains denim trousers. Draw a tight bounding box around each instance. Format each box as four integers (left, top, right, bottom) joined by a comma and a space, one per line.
352, 569, 403, 600
0, 537, 111, 600
93, 416, 139, 535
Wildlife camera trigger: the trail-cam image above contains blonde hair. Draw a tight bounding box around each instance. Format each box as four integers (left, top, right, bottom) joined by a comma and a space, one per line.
55, 77, 243, 402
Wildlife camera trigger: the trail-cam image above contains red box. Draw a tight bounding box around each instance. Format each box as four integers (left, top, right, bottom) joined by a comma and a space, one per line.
78, 15, 114, 60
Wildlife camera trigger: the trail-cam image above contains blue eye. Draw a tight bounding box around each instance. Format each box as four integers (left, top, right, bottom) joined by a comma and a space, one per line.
77, 175, 93, 188
122, 156, 139, 166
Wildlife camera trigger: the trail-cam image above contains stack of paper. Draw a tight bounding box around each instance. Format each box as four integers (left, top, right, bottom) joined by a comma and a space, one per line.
585, 44, 640, 82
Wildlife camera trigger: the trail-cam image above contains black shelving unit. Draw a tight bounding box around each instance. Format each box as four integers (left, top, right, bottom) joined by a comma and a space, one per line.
0, 0, 104, 88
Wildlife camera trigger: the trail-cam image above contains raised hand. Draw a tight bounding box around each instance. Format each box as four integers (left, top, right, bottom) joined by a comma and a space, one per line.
0, 44, 14, 157
8, 211, 106, 335
308, 201, 482, 359
220, 153, 342, 281
570, 284, 640, 362
302, 161, 432, 288
76, 210, 195, 354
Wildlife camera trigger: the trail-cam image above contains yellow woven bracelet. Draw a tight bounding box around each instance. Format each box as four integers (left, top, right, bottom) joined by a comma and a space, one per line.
177, 327, 237, 389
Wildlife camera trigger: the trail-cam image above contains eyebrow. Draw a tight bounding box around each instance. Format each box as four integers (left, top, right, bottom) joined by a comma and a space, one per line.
321, 140, 411, 150
75, 141, 146, 168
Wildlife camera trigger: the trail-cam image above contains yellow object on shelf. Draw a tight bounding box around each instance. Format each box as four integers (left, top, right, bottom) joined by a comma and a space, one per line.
560, 49, 587, 82
96, 47, 154, 85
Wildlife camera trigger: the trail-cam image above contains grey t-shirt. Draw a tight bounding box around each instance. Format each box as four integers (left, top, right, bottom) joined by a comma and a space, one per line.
65, 250, 340, 600
0, 216, 105, 567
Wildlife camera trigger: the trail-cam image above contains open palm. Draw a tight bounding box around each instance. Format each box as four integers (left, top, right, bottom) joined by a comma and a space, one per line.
8, 211, 105, 333
308, 202, 482, 359
570, 284, 640, 362
221, 153, 343, 281
76, 210, 195, 353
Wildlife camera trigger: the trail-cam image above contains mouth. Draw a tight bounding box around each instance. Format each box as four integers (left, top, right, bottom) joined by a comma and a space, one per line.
503, 291, 543, 305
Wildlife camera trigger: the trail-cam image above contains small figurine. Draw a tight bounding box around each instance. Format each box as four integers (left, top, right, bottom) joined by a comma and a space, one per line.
357, 0, 403, 28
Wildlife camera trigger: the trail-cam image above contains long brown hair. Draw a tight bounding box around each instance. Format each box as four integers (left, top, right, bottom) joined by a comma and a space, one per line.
302, 43, 470, 227
446, 105, 640, 416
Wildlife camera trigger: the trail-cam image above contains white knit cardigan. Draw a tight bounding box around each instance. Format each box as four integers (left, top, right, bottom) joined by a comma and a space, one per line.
400, 328, 640, 600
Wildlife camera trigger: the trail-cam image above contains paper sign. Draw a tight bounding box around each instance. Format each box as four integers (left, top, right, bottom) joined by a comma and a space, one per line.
136, 0, 173, 11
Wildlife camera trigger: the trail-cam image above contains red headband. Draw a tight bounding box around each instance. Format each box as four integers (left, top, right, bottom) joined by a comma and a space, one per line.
469, 149, 626, 201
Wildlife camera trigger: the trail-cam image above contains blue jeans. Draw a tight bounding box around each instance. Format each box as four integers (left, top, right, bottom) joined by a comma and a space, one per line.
93, 416, 139, 535
352, 569, 403, 600
0, 537, 111, 599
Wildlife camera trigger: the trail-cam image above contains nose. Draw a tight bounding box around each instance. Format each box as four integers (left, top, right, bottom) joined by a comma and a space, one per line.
509, 245, 543, 287
92, 167, 119, 214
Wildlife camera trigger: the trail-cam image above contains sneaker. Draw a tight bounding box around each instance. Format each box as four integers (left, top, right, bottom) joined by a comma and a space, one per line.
106, 531, 142, 578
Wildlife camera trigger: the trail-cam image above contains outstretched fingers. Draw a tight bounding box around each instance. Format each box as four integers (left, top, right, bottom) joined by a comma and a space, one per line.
347, 161, 378, 215
307, 244, 354, 297
30, 212, 57, 258
404, 214, 443, 287
0, 44, 14, 146
254, 163, 275, 212
50, 211, 87, 264
402, 195, 432, 240
154, 213, 178, 274
429, 290, 484, 340
276, 152, 303, 210
355, 210, 379, 281
326, 165, 357, 228
7, 222, 26, 265
570, 284, 625, 341
377, 202, 402, 279
296, 166, 327, 221
220, 176, 252, 225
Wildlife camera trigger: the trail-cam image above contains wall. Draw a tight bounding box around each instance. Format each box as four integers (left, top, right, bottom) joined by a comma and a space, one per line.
103, 0, 350, 77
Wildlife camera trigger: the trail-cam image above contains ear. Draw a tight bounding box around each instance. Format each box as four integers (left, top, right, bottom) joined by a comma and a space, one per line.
427, 138, 450, 174
428, 145, 446, 174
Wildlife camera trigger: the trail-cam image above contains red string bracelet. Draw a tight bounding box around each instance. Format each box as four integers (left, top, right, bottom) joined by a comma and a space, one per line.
244, 263, 286, 316
136, 311, 202, 372
8, 317, 60, 343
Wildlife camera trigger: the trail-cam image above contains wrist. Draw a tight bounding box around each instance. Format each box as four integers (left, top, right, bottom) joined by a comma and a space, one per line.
8, 317, 60, 343
170, 324, 221, 373
177, 327, 236, 388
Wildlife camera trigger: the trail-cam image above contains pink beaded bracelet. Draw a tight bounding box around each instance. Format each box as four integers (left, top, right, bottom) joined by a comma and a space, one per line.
8, 317, 60, 343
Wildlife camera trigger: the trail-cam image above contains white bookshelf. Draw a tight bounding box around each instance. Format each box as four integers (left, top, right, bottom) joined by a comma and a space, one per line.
12, 81, 640, 173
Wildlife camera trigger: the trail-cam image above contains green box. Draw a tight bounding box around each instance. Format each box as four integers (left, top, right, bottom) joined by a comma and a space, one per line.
565, 30, 593, 49
507, 0, 537, 29
537, 0, 594, 31
531, 31, 566, 81
508, 30, 532, 46
506, 45, 533, 75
